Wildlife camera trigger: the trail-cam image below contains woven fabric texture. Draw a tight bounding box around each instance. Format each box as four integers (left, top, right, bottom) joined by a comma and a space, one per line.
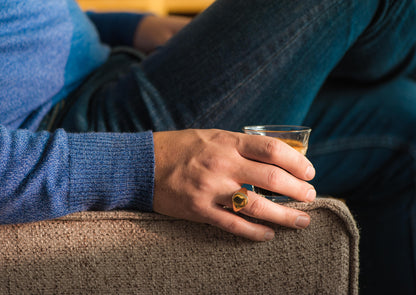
0, 198, 359, 295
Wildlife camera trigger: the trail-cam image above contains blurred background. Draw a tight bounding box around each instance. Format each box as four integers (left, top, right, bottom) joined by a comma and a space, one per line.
76, 0, 214, 16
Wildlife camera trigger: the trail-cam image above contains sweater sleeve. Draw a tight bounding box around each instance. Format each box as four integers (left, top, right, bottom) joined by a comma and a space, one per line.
0, 126, 154, 224
86, 11, 149, 47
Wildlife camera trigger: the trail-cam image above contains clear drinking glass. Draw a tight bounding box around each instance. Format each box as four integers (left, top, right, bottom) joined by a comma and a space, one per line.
243, 125, 312, 202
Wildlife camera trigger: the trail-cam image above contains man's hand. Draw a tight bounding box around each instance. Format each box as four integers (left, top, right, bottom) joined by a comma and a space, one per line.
134, 15, 192, 54
153, 129, 316, 242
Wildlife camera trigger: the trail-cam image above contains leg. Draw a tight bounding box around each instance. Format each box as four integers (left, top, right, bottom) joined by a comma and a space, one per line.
51, 2, 416, 292
141, 0, 415, 131
138, 0, 416, 293
305, 77, 416, 294
55, 0, 416, 134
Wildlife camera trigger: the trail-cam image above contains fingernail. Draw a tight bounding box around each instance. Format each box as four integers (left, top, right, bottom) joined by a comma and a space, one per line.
305, 166, 315, 179
306, 189, 316, 202
264, 231, 275, 241
295, 215, 310, 229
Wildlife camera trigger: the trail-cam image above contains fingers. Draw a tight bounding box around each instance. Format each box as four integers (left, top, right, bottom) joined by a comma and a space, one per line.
236, 158, 316, 202
232, 132, 316, 201
153, 129, 315, 242
209, 208, 276, 242
210, 191, 311, 241
239, 191, 311, 229
237, 133, 315, 181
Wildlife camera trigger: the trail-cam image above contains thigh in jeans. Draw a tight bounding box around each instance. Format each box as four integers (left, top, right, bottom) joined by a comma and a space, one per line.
140, 0, 416, 131
305, 77, 416, 294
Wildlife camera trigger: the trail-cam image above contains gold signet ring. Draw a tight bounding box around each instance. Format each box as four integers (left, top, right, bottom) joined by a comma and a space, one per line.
232, 188, 249, 212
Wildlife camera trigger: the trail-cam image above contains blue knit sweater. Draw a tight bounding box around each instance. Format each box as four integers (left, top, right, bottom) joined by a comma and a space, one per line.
0, 0, 154, 224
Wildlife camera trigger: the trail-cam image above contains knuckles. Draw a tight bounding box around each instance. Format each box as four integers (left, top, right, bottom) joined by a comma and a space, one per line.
247, 198, 267, 217
200, 153, 232, 173
265, 138, 283, 158
191, 175, 216, 195
217, 218, 242, 234
267, 167, 283, 188
208, 129, 241, 146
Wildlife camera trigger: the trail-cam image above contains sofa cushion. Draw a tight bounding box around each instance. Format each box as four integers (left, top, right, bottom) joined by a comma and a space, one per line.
0, 197, 358, 294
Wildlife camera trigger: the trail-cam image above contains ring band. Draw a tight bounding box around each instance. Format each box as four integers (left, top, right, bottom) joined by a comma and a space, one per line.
232, 188, 249, 212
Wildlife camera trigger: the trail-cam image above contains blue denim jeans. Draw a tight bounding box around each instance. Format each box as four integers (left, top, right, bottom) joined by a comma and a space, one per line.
49, 0, 416, 293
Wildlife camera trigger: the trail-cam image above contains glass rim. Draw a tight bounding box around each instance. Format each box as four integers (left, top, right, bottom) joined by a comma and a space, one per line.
243, 125, 311, 132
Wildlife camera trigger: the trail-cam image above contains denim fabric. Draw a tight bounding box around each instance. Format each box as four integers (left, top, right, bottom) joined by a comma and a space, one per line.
305, 78, 416, 294
43, 48, 164, 133
140, 1, 416, 293
49, 0, 416, 293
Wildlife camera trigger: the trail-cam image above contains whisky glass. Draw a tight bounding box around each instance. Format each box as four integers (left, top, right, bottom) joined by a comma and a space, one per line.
243, 125, 311, 202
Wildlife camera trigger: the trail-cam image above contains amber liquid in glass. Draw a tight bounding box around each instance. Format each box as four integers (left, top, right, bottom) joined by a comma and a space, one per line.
253, 138, 307, 200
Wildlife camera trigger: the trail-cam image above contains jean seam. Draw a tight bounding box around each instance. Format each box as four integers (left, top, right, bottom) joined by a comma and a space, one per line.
188, 0, 344, 129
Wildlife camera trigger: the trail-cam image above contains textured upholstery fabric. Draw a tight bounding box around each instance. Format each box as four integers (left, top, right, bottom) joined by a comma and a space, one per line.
0, 198, 358, 294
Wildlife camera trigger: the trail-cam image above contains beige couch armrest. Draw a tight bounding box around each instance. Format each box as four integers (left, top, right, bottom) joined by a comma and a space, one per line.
0, 198, 359, 295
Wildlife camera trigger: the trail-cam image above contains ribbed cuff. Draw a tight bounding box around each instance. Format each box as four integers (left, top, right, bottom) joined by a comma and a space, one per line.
67, 131, 154, 212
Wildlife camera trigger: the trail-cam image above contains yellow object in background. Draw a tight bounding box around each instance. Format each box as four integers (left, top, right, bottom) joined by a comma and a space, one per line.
77, 0, 214, 15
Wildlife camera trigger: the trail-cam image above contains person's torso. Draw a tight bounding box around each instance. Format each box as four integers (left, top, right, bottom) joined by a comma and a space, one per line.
0, 0, 109, 130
